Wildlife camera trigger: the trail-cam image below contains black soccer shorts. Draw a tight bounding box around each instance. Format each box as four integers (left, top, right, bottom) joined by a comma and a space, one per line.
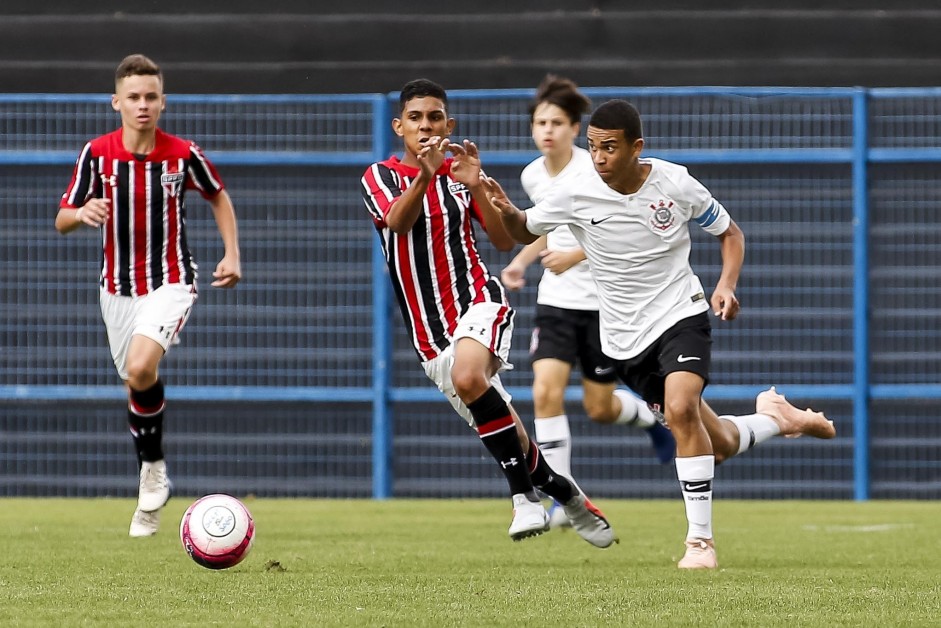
529, 304, 617, 384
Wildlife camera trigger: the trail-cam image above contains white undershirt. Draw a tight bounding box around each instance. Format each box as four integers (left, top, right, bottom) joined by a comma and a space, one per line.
520, 147, 599, 311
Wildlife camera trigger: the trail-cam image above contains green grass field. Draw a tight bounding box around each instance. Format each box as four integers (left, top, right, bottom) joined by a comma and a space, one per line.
1, 498, 938, 627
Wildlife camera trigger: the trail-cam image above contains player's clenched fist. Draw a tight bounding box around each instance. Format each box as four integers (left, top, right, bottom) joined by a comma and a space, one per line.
75, 198, 111, 227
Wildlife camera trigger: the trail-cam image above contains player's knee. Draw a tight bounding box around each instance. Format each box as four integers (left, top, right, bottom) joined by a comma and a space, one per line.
663, 397, 700, 428
583, 398, 615, 423
532, 380, 563, 411
450, 368, 488, 403
124, 359, 157, 390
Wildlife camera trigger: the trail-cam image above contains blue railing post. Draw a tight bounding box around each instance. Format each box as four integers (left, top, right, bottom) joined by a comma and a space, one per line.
851, 89, 871, 501
371, 94, 394, 499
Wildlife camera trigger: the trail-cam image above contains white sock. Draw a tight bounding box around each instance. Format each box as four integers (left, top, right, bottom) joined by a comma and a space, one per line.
722, 414, 781, 456
534, 415, 572, 480
675, 455, 715, 541
612, 389, 655, 428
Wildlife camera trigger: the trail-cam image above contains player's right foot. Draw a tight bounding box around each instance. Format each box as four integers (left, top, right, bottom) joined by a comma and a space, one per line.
645, 407, 676, 464
677, 538, 718, 569
138, 459, 170, 512
508, 493, 550, 541
562, 491, 618, 549
756, 386, 836, 439
129, 507, 160, 537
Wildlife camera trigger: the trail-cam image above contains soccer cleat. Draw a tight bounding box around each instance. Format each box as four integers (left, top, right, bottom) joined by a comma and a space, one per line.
645, 407, 676, 464
129, 507, 160, 537
756, 386, 836, 440
562, 491, 618, 548
138, 459, 171, 512
546, 499, 573, 529
677, 538, 718, 569
508, 493, 550, 541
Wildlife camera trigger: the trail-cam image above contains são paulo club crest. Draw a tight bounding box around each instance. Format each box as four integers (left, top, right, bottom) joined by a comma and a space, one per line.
649, 199, 676, 231
448, 181, 471, 206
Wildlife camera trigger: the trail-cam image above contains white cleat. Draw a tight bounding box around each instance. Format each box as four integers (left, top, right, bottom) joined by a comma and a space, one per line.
508, 493, 550, 541
547, 500, 573, 529
756, 386, 836, 440
129, 507, 160, 537
138, 459, 170, 512
562, 491, 618, 549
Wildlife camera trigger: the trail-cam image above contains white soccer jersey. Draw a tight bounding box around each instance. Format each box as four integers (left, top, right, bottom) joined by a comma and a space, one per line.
520, 147, 598, 311
524, 157, 731, 360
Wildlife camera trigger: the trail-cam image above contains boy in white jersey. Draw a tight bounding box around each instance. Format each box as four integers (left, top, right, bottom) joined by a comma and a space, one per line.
484, 99, 835, 569
501, 76, 675, 528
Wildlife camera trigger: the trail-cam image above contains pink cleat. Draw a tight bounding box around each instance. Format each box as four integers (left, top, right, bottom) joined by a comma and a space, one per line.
677, 538, 718, 569
756, 387, 836, 440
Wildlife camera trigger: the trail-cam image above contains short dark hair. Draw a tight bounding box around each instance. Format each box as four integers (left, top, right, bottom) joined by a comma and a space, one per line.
115, 54, 162, 87
528, 74, 591, 124
399, 79, 448, 113
589, 99, 643, 142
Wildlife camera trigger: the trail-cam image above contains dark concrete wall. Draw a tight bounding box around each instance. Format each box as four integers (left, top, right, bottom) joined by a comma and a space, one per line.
2, 2, 940, 93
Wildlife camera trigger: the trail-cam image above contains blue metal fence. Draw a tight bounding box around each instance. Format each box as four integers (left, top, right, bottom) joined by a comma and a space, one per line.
0, 88, 938, 501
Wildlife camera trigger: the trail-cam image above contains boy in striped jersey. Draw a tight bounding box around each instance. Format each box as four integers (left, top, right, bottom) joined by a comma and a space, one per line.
361, 79, 615, 547
56, 54, 242, 538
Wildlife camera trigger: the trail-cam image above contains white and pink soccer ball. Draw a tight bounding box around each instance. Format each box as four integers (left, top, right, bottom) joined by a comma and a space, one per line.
180, 494, 255, 569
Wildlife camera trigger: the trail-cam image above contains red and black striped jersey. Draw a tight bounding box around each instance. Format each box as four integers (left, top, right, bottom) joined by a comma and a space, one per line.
361, 156, 509, 361
60, 128, 224, 297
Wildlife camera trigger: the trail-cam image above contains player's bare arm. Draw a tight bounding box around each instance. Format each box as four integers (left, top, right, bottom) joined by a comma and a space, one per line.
540, 247, 586, 275
711, 219, 745, 320
208, 190, 242, 288
55, 198, 111, 234
384, 135, 444, 234
447, 139, 514, 251
479, 175, 539, 245
501, 235, 548, 290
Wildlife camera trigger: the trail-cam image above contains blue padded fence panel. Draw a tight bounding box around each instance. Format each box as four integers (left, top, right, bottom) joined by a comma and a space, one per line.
868, 163, 941, 386
0, 400, 373, 498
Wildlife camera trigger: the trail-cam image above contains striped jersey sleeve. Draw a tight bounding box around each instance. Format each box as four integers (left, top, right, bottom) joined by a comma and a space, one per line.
60, 141, 100, 209
186, 142, 225, 199
361, 161, 402, 227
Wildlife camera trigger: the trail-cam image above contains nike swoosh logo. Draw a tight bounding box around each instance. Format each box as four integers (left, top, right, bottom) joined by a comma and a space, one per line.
685, 483, 709, 491
590, 216, 612, 225
677, 355, 701, 362
594, 366, 614, 375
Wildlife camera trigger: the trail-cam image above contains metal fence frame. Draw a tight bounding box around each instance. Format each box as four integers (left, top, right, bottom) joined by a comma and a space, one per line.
2, 87, 940, 501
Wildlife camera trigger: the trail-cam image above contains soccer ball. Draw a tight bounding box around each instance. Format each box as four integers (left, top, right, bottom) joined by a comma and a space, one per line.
180, 494, 255, 569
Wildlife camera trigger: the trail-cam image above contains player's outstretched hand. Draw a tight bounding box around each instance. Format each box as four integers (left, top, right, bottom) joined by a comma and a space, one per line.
212, 255, 242, 288
479, 175, 516, 215
417, 135, 446, 177
446, 139, 481, 187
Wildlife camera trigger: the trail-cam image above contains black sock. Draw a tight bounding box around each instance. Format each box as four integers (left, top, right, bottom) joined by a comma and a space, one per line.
467, 387, 536, 499
526, 441, 575, 503
128, 379, 166, 467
